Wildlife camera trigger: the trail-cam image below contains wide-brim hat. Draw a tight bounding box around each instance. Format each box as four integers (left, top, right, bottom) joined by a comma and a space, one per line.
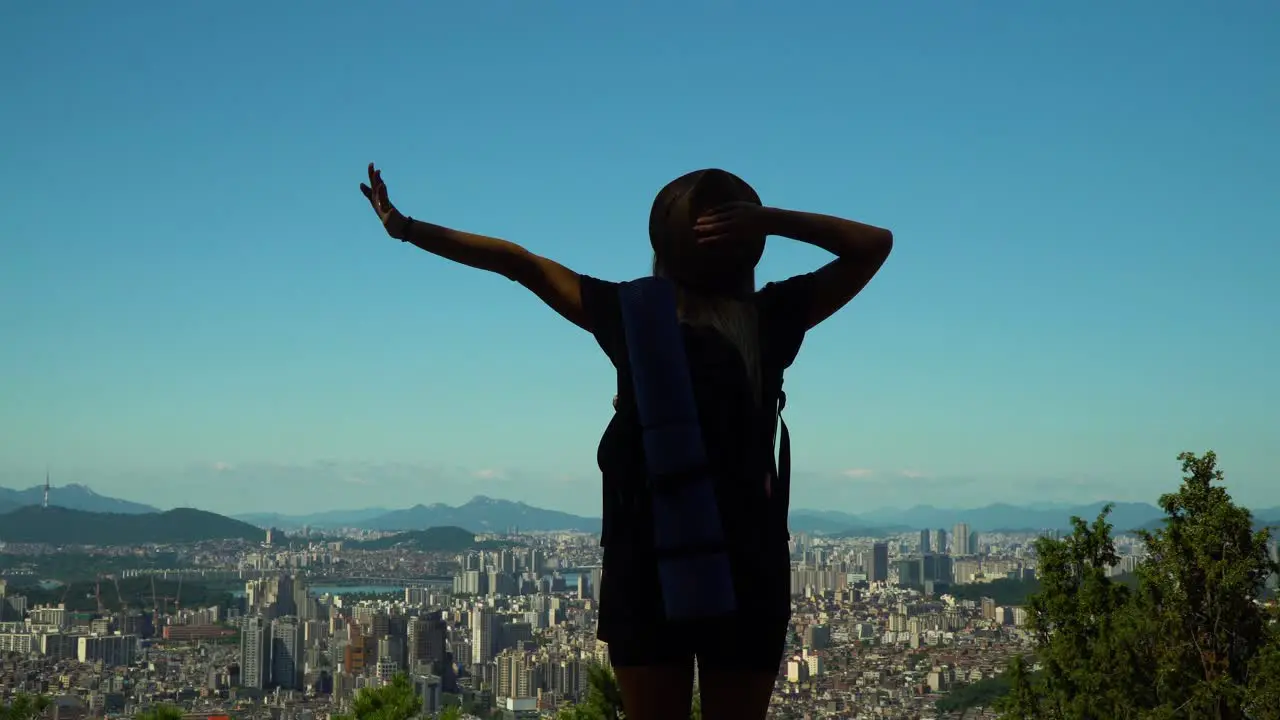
649, 169, 765, 288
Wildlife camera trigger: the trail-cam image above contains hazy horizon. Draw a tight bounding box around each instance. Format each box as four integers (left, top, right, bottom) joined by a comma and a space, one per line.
2, 462, 1274, 518
4, 3, 1276, 518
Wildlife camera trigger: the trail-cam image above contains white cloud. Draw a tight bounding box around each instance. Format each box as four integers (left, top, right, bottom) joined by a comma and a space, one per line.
472, 469, 505, 480
840, 468, 875, 479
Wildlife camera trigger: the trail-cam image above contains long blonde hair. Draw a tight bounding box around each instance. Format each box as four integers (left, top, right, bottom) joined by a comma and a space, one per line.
654, 257, 763, 406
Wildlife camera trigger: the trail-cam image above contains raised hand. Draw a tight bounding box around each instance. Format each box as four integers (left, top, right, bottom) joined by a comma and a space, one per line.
693, 201, 773, 245
359, 163, 410, 239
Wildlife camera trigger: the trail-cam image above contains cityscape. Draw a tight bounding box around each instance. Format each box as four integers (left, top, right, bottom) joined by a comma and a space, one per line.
3, 481, 1276, 719
6, 2, 1277, 719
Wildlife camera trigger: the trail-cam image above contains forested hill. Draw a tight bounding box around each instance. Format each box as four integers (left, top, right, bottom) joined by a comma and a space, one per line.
0, 506, 263, 545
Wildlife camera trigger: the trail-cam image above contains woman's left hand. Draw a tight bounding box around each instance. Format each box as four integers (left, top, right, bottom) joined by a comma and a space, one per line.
693, 202, 774, 244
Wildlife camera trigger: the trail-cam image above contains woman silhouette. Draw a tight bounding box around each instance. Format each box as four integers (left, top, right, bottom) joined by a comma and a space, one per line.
361, 164, 892, 720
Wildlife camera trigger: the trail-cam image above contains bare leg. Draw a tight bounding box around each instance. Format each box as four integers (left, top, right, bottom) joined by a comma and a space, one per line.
615, 659, 695, 720
699, 667, 777, 720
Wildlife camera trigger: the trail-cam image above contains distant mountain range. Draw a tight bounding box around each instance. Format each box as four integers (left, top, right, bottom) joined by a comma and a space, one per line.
0, 484, 157, 515
801, 502, 1280, 535
0, 506, 263, 545
235, 507, 393, 530
4, 483, 1277, 539
346, 496, 600, 534
244, 497, 1280, 536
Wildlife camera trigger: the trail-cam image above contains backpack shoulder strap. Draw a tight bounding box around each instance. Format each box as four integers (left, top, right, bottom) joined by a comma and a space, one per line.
777, 387, 790, 493
617, 277, 736, 620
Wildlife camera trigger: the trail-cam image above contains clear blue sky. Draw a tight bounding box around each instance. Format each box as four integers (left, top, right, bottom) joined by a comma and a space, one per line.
2, 1, 1276, 516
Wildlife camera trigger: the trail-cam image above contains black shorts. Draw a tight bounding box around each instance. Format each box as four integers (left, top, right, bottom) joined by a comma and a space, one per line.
606, 614, 790, 672
597, 539, 792, 672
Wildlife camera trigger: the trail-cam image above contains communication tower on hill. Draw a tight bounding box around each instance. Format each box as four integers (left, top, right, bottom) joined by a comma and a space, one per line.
43, 467, 50, 509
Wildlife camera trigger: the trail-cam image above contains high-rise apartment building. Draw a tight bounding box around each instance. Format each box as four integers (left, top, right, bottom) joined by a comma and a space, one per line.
470, 607, 497, 666
951, 523, 971, 555
77, 634, 137, 666
240, 617, 271, 689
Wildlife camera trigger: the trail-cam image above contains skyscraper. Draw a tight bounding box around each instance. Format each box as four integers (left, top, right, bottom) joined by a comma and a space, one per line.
240, 617, 271, 689
952, 523, 971, 555
871, 542, 890, 583
932, 529, 948, 556
919, 529, 931, 554
470, 607, 497, 666
408, 612, 448, 674
271, 616, 304, 690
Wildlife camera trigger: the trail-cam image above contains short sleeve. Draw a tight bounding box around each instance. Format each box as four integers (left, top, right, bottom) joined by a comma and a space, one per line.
756, 272, 818, 372
579, 275, 625, 367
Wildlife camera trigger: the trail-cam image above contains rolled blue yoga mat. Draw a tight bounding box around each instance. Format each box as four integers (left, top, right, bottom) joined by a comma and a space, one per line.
617, 277, 737, 620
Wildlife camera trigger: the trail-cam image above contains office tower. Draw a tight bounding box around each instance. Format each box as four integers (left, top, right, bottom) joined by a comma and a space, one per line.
803, 624, 831, 650
411, 673, 442, 715
240, 617, 271, 689
501, 622, 533, 652
344, 631, 374, 677
408, 613, 448, 673
271, 616, 304, 690
470, 607, 497, 666
931, 529, 948, 556
871, 542, 890, 583
919, 530, 931, 554
378, 635, 406, 673
969, 530, 980, 556
590, 567, 603, 603
952, 523, 971, 555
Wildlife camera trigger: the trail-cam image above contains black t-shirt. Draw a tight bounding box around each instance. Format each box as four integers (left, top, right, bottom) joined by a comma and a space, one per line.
579, 273, 815, 554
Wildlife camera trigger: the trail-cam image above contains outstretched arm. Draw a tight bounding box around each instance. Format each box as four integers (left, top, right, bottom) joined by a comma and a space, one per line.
398, 219, 587, 330
696, 203, 893, 331
361, 164, 588, 331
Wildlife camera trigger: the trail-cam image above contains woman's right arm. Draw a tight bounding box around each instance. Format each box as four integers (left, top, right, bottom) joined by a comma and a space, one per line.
361, 163, 588, 331
398, 219, 588, 331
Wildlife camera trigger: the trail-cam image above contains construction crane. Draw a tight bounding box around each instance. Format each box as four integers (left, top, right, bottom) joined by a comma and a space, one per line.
110, 574, 126, 612
151, 576, 160, 632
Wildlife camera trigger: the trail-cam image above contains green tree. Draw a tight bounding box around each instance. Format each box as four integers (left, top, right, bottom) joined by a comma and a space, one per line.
135, 706, 183, 720
1130, 451, 1278, 718
0, 694, 50, 720
995, 451, 1280, 720
557, 663, 624, 719
994, 655, 1040, 720
1247, 603, 1280, 720
556, 663, 704, 719
994, 503, 1146, 719
335, 673, 422, 720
